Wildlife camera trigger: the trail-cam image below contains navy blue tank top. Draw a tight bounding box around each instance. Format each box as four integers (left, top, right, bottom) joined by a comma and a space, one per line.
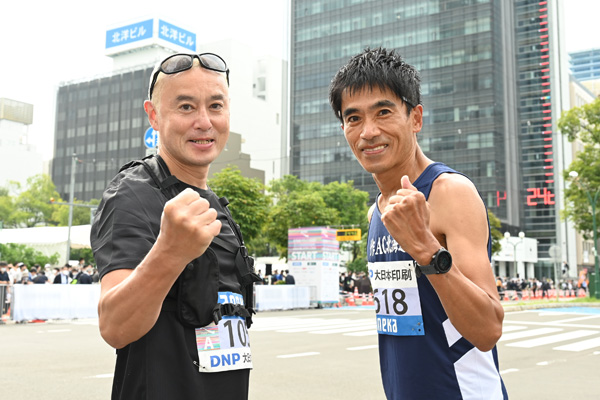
367, 162, 508, 399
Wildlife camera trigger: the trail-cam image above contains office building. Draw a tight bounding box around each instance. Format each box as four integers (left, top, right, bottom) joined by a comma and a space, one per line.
569, 48, 600, 95
290, 0, 574, 278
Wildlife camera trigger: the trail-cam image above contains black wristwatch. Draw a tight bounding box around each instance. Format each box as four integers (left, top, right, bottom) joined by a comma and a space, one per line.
415, 248, 453, 277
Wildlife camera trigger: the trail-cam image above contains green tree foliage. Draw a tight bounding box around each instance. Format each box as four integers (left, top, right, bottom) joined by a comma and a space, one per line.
0, 243, 59, 266
208, 166, 270, 253
10, 174, 61, 227
559, 97, 600, 240
488, 209, 503, 256
51, 198, 100, 226
265, 175, 369, 260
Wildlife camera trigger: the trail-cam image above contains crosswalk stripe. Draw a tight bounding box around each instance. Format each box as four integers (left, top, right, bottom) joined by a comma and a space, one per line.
345, 330, 378, 337
310, 324, 376, 334
277, 319, 371, 333
499, 327, 562, 342
507, 330, 599, 348
553, 336, 600, 352
502, 325, 527, 333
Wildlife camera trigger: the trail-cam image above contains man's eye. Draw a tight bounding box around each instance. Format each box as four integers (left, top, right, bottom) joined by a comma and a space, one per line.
346, 115, 359, 123
379, 109, 391, 116
180, 104, 193, 111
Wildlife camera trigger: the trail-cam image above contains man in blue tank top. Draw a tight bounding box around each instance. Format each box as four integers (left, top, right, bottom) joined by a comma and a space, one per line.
329, 48, 509, 399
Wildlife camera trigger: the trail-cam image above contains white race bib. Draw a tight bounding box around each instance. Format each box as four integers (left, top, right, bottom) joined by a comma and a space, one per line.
195, 291, 253, 373
369, 261, 425, 336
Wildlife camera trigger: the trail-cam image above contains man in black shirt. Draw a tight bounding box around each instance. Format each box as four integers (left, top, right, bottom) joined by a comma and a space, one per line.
91, 53, 257, 399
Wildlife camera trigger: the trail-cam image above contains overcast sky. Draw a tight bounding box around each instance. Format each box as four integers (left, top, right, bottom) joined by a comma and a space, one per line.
0, 0, 598, 161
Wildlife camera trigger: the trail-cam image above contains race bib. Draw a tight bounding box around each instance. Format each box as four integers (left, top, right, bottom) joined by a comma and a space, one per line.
195, 291, 252, 373
369, 260, 425, 336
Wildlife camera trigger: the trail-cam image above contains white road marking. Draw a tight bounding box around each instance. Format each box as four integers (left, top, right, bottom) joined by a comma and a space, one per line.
500, 368, 519, 374
507, 330, 599, 348
553, 336, 600, 352
277, 352, 320, 359
310, 324, 376, 334
347, 345, 378, 351
345, 330, 378, 337
502, 325, 527, 333
499, 327, 562, 342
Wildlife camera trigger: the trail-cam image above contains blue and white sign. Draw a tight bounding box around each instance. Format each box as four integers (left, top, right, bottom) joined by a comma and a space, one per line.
106, 19, 153, 49
158, 20, 196, 52
144, 127, 159, 149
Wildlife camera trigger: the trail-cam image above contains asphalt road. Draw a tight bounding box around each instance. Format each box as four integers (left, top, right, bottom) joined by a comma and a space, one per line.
1, 305, 599, 399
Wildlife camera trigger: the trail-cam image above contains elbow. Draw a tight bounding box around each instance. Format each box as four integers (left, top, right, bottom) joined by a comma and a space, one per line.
474, 309, 504, 352
99, 321, 129, 349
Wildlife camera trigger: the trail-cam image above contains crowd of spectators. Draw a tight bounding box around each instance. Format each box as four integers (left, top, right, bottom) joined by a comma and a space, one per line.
495, 274, 588, 300
0, 258, 99, 318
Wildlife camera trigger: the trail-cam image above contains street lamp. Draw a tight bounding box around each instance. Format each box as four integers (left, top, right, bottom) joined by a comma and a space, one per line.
569, 170, 600, 299
504, 231, 525, 278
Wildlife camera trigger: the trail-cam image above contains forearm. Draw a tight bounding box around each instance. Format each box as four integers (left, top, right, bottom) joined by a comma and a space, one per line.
98, 244, 187, 349
428, 266, 504, 352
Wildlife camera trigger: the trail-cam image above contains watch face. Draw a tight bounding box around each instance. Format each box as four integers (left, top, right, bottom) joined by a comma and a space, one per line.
436, 251, 452, 273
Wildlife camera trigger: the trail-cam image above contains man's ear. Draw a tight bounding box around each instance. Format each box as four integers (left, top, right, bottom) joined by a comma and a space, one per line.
411, 104, 423, 134
144, 100, 159, 131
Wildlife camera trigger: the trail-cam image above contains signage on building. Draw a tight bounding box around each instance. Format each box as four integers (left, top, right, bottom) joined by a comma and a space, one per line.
157, 20, 195, 52
106, 19, 154, 49
105, 18, 196, 56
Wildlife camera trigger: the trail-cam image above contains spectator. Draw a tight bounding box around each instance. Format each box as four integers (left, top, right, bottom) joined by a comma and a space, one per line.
54, 265, 71, 284
33, 271, 49, 284
19, 264, 31, 284
342, 273, 355, 293
0, 262, 9, 284
285, 269, 295, 285
356, 272, 372, 294
78, 265, 94, 284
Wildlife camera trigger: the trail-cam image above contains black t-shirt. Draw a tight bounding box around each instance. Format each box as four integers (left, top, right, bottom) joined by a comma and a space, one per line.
91, 156, 249, 400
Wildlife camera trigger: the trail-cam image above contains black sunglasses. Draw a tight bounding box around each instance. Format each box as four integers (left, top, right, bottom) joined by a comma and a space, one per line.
148, 52, 230, 99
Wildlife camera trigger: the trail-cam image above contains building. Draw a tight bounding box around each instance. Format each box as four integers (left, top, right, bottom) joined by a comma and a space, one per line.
52, 17, 287, 202
0, 98, 44, 190
289, 0, 574, 279
569, 48, 600, 96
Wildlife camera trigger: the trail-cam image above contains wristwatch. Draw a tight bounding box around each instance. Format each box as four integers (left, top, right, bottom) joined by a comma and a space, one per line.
415, 248, 453, 277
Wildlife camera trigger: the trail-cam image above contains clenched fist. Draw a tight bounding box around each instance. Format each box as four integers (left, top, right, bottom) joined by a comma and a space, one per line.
156, 188, 222, 268
381, 175, 439, 265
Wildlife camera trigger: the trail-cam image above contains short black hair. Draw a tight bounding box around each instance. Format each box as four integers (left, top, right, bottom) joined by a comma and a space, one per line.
329, 47, 421, 123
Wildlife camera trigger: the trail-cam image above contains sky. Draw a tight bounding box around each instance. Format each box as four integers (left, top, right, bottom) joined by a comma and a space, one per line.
0, 0, 598, 161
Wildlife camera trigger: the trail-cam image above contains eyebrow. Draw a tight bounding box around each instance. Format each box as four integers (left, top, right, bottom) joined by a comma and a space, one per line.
174, 93, 226, 103
342, 99, 398, 119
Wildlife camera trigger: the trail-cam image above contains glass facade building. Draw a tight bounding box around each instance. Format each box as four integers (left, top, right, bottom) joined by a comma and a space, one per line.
52, 66, 153, 202
290, 0, 565, 274
569, 48, 600, 82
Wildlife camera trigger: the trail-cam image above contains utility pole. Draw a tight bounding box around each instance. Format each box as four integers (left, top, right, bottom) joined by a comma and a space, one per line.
66, 153, 77, 263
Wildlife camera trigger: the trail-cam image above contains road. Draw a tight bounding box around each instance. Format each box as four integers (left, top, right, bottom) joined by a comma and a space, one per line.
1, 306, 599, 399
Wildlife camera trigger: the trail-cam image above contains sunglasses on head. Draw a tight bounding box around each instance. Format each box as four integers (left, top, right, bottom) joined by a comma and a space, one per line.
148, 52, 229, 99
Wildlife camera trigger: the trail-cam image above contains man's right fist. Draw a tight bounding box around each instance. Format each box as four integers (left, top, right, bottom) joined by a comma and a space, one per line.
158, 188, 222, 266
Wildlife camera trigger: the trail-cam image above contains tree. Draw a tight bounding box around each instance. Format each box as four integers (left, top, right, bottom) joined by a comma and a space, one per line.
488, 209, 503, 256
559, 97, 600, 240
11, 174, 61, 227
51, 198, 100, 226
265, 175, 370, 260
0, 243, 60, 267
208, 166, 270, 254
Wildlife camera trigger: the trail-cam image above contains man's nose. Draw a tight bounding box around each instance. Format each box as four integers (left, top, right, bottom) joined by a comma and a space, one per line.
360, 118, 380, 139
194, 108, 213, 131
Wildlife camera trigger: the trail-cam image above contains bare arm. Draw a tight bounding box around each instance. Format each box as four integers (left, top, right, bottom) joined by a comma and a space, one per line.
381, 175, 503, 351
98, 188, 221, 349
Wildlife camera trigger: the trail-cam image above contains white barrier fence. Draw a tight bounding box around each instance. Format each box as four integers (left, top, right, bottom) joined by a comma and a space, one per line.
254, 285, 311, 311
11, 284, 101, 322
5, 284, 311, 322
